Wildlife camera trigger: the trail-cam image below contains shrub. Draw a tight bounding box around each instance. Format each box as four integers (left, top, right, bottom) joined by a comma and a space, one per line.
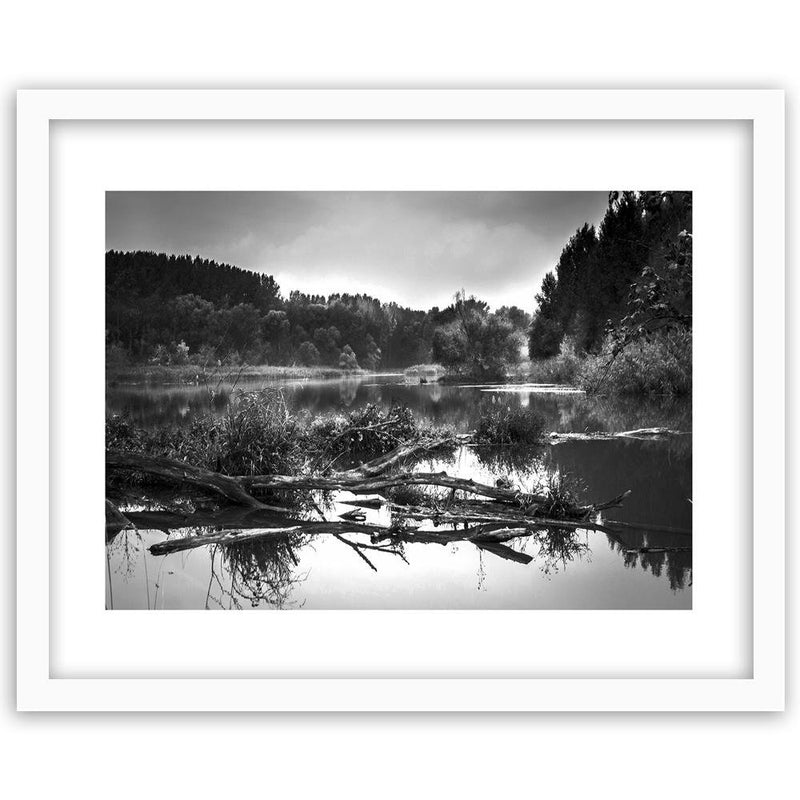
339, 344, 360, 371
148, 340, 190, 366
106, 343, 130, 368
432, 292, 523, 381
309, 403, 417, 460
297, 341, 321, 366
107, 391, 306, 479
533, 470, 585, 520
474, 406, 546, 445
578, 329, 691, 396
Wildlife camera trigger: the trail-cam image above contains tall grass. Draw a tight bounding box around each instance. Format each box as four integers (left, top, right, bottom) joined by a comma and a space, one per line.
578, 330, 692, 396
474, 406, 546, 445
519, 337, 582, 385
107, 390, 306, 477
107, 393, 443, 479
307, 403, 419, 463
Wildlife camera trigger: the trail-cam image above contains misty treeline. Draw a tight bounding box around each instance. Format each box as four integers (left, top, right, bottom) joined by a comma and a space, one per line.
106, 250, 531, 373
528, 191, 692, 358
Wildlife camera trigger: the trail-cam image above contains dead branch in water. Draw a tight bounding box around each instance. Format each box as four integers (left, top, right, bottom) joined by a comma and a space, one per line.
147, 519, 388, 555
105, 499, 134, 537
107, 450, 269, 509
133, 503, 619, 563
601, 518, 692, 537
107, 434, 631, 534
547, 427, 689, 444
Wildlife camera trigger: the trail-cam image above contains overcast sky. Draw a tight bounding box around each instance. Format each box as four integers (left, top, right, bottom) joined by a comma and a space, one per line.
106, 191, 608, 311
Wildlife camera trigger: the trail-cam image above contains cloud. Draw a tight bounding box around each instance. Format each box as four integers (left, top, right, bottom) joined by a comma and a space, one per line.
106, 191, 609, 311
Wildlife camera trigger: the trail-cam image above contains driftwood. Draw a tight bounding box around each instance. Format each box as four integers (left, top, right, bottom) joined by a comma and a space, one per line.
148, 520, 388, 555
146, 518, 571, 562
113, 487, 689, 570
343, 495, 629, 531
601, 518, 692, 537
107, 446, 573, 510
108, 449, 623, 521
106, 427, 694, 574
124, 500, 621, 569
105, 499, 134, 539
547, 427, 689, 444
106, 429, 634, 554
243, 470, 562, 505
107, 434, 463, 510
338, 433, 471, 478
107, 450, 269, 509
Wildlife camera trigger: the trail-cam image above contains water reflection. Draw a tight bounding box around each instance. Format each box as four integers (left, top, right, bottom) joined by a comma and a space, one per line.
107, 373, 691, 434
106, 376, 692, 609
106, 441, 691, 610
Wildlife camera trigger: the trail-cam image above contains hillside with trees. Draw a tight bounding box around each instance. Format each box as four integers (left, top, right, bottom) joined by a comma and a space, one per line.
106, 250, 530, 373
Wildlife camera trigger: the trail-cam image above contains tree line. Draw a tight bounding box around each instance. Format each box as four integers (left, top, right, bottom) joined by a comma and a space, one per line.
107, 191, 691, 377
106, 250, 531, 371
528, 191, 692, 358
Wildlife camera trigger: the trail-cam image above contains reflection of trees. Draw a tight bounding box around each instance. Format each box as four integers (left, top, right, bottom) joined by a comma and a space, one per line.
545, 438, 692, 532
472, 444, 545, 476
605, 531, 692, 591
207, 533, 310, 609
107, 427, 692, 606
338, 378, 360, 406
106, 528, 144, 579
514, 527, 590, 576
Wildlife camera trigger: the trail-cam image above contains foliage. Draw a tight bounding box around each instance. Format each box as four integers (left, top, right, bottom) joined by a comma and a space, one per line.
578, 329, 692, 396
107, 390, 306, 479
297, 341, 321, 366
528, 192, 692, 358
474, 406, 546, 445
522, 337, 583, 385
107, 397, 435, 482
338, 344, 360, 371
533, 470, 586, 520
403, 363, 445, 380
362, 334, 382, 371
106, 342, 130, 368
432, 291, 524, 380
307, 403, 418, 461
149, 340, 190, 366
606, 229, 692, 358
106, 250, 531, 371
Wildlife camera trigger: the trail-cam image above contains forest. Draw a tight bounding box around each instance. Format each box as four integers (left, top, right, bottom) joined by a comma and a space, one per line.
106, 249, 531, 373
106, 190, 692, 392
528, 190, 692, 357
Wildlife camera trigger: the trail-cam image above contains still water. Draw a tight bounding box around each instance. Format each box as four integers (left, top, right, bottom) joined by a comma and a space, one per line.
106, 374, 692, 610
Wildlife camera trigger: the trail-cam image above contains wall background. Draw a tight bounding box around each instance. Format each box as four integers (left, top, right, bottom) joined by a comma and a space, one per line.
1, 2, 795, 797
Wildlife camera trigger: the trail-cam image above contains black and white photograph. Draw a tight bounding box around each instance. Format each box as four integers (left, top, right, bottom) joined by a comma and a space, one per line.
105, 190, 693, 610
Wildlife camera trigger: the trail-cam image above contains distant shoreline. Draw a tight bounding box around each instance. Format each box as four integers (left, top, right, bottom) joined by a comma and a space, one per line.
105, 364, 407, 386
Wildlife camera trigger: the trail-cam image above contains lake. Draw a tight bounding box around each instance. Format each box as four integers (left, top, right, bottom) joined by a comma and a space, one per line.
106, 373, 692, 610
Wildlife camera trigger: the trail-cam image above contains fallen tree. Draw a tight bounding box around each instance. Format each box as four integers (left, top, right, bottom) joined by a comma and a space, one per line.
107, 450, 271, 509
107, 437, 625, 521
546, 427, 689, 444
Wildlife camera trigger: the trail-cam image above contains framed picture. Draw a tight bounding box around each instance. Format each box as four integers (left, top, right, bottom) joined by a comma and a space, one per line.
17, 89, 784, 711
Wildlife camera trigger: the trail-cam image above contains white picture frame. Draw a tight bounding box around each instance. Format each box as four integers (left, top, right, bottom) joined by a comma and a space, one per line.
17, 89, 785, 711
